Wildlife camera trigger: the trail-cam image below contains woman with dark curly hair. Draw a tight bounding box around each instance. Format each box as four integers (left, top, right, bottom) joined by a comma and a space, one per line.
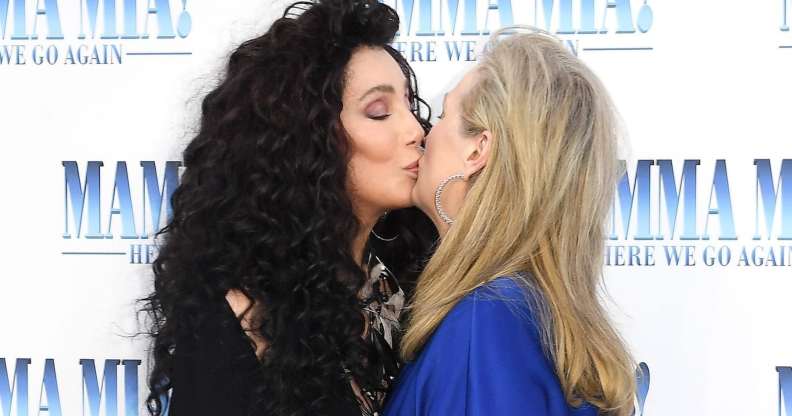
140, 1, 436, 415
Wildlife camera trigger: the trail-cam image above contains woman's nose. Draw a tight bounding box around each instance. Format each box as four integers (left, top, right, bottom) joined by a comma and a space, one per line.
405, 115, 424, 149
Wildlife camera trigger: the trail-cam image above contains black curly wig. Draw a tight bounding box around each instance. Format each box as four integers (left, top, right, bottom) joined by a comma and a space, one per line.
140, 1, 437, 415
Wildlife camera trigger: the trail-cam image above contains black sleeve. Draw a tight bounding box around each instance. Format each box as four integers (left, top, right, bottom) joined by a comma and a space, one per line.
167, 299, 260, 416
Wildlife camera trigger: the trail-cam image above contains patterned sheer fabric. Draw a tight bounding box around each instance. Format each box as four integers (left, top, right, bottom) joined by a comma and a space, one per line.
354, 247, 406, 415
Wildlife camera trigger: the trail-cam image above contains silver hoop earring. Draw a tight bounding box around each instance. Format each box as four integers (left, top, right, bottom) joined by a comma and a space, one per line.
371, 229, 398, 242
435, 174, 465, 225
371, 210, 399, 242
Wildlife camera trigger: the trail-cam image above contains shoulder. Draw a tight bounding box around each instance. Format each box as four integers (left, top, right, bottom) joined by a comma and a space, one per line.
224, 289, 268, 358
395, 276, 568, 415
446, 275, 540, 329
225, 289, 254, 318
471, 274, 532, 302
421, 274, 547, 360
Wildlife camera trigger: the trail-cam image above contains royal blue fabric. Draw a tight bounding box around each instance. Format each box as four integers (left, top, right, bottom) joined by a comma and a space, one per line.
384, 277, 598, 416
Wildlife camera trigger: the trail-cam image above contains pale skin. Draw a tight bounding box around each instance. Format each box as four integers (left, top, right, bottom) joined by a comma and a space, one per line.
224, 46, 424, 403
411, 68, 494, 237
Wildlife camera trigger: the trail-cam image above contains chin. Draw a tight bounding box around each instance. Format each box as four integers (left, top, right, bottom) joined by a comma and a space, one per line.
391, 196, 414, 210
412, 179, 433, 209
380, 188, 412, 210
410, 185, 422, 208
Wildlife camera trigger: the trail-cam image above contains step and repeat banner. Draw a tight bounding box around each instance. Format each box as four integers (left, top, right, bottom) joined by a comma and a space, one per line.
1, 0, 790, 415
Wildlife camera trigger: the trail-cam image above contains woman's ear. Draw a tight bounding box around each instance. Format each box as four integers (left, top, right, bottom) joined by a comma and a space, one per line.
463, 130, 493, 180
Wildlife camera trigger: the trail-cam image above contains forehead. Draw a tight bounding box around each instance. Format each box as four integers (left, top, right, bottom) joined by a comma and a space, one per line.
344, 47, 407, 96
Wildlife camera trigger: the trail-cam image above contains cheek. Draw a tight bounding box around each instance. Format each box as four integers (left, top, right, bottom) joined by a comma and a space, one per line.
344, 119, 396, 164
422, 132, 455, 181
348, 145, 395, 194
344, 122, 414, 208
345, 125, 399, 191
415, 137, 445, 205
415, 126, 467, 203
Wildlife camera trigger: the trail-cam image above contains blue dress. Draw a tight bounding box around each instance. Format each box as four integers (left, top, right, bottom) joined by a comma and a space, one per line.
383, 276, 598, 416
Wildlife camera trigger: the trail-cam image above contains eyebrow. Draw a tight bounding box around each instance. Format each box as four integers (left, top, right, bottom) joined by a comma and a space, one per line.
358, 80, 411, 103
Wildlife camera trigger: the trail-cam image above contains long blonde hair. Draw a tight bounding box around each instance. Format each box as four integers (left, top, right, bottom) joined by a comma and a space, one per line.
401, 29, 635, 415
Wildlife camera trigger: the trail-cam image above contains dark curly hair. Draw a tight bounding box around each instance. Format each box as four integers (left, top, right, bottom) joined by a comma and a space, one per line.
140, 1, 436, 415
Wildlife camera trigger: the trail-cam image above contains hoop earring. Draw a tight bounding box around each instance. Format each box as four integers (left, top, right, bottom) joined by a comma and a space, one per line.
371, 210, 399, 242
435, 174, 465, 225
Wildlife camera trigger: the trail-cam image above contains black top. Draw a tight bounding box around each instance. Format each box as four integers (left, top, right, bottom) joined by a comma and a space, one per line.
168, 296, 360, 415
168, 250, 403, 415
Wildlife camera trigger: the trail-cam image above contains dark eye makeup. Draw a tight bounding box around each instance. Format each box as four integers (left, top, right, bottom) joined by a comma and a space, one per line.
364, 87, 414, 121
365, 98, 392, 120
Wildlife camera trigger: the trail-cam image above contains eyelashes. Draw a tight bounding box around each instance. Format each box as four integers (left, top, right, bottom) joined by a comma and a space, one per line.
365, 93, 412, 121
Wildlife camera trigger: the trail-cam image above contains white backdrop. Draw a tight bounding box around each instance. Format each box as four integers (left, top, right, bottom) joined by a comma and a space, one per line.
1, 0, 790, 415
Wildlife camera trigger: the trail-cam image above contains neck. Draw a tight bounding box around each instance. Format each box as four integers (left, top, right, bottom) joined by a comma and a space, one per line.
352, 205, 382, 268
430, 179, 467, 239
432, 216, 451, 239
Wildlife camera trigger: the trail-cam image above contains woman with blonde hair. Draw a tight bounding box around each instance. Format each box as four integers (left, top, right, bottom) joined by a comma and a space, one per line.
383, 29, 636, 415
